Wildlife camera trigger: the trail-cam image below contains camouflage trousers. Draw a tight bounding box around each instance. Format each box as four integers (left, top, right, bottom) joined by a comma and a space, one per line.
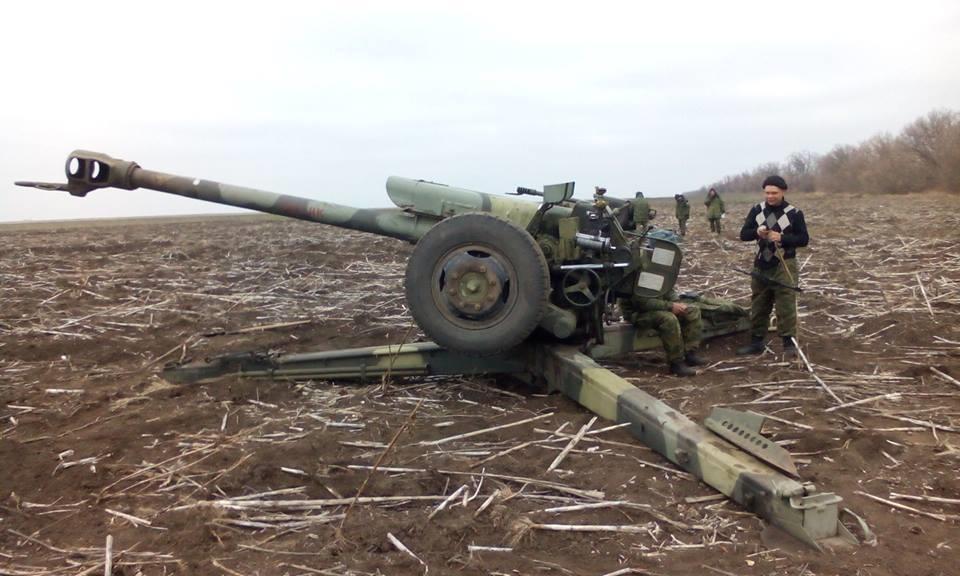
750, 258, 799, 338
678, 218, 687, 236
631, 306, 702, 363
708, 218, 721, 233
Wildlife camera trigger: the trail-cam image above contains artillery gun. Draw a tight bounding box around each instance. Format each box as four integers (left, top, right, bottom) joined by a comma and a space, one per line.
18, 151, 859, 549
18, 151, 684, 356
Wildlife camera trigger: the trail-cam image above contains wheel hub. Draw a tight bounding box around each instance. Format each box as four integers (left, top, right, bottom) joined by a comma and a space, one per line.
440, 251, 509, 321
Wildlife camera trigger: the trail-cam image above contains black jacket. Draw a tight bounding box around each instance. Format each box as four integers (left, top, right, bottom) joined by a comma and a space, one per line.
740, 200, 809, 269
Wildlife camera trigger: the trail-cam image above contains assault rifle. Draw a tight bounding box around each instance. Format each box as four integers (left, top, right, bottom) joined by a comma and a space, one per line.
733, 267, 803, 292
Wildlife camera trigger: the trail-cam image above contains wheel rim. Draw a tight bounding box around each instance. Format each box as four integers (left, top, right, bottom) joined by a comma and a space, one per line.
430, 243, 517, 330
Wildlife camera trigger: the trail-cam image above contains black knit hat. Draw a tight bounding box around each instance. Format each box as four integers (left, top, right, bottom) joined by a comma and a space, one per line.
762, 175, 788, 190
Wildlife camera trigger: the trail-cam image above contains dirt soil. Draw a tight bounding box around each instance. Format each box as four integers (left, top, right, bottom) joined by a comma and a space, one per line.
1, 193, 958, 576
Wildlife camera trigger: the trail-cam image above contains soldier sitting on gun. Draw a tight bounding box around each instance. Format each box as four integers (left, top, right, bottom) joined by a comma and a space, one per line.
619, 290, 706, 377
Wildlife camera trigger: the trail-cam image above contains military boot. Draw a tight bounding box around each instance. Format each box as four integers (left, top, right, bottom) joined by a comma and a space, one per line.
669, 361, 696, 377
736, 337, 766, 356
782, 336, 798, 359
684, 350, 707, 366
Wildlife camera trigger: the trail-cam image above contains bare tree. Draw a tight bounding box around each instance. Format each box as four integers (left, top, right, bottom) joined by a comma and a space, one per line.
700, 108, 960, 195
859, 134, 927, 194
784, 151, 818, 193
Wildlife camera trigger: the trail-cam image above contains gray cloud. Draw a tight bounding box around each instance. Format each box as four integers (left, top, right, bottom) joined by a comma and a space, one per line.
2, 0, 959, 221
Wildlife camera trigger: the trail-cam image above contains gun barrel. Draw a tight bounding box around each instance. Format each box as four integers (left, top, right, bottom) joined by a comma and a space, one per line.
129, 168, 438, 242
19, 150, 437, 243
18, 150, 576, 242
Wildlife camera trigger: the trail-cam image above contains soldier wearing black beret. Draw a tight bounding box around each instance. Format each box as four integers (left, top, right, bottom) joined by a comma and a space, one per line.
736, 175, 809, 358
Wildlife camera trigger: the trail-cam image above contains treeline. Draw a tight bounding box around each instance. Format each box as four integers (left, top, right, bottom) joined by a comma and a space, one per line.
695, 109, 960, 195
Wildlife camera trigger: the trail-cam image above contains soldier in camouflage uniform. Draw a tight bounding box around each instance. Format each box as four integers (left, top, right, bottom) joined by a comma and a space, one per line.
620, 290, 705, 377
632, 191, 653, 231
704, 188, 725, 233
736, 175, 809, 358
674, 193, 690, 236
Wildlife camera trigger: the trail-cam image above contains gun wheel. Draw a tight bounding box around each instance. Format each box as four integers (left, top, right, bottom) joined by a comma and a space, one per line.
405, 213, 550, 355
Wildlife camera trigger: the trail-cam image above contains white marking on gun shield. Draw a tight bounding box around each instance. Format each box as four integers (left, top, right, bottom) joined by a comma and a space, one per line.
637, 272, 665, 291
651, 247, 676, 267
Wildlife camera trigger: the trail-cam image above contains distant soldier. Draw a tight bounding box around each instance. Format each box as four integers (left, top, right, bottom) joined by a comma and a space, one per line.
736, 175, 809, 359
704, 188, 725, 234
592, 186, 620, 231
593, 186, 608, 211
620, 290, 706, 377
632, 191, 654, 231
674, 194, 690, 236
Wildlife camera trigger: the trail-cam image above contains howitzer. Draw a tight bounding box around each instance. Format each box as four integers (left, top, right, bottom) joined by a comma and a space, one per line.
18, 151, 678, 356
18, 151, 858, 549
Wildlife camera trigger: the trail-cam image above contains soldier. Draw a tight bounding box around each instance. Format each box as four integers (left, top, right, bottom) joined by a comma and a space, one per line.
704, 188, 725, 233
674, 193, 690, 236
632, 191, 653, 231
736, 175, 809, 358
620, 290, 705, 377
592, 186, 618, 233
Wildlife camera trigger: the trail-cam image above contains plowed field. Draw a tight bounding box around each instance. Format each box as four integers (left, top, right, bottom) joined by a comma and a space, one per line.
2, 192, 958, 575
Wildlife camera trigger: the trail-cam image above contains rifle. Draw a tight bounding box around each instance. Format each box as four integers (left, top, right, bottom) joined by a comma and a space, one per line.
733, 268, 802, 292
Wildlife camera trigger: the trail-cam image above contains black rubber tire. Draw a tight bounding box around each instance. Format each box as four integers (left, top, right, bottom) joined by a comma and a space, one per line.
405, 213, 550, 355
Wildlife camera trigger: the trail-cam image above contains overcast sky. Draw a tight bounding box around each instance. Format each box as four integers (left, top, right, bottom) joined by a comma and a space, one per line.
2, 0, 958, 221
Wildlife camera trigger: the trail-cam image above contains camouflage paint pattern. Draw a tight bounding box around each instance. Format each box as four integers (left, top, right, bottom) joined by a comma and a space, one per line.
535, 344, 853, 549
19, 151, 578, 244
163, 341, 528, 385
18, 150, 681, 304
166, 321, 853, 549
386, 176, 547, 231
165, 315, 747, 384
